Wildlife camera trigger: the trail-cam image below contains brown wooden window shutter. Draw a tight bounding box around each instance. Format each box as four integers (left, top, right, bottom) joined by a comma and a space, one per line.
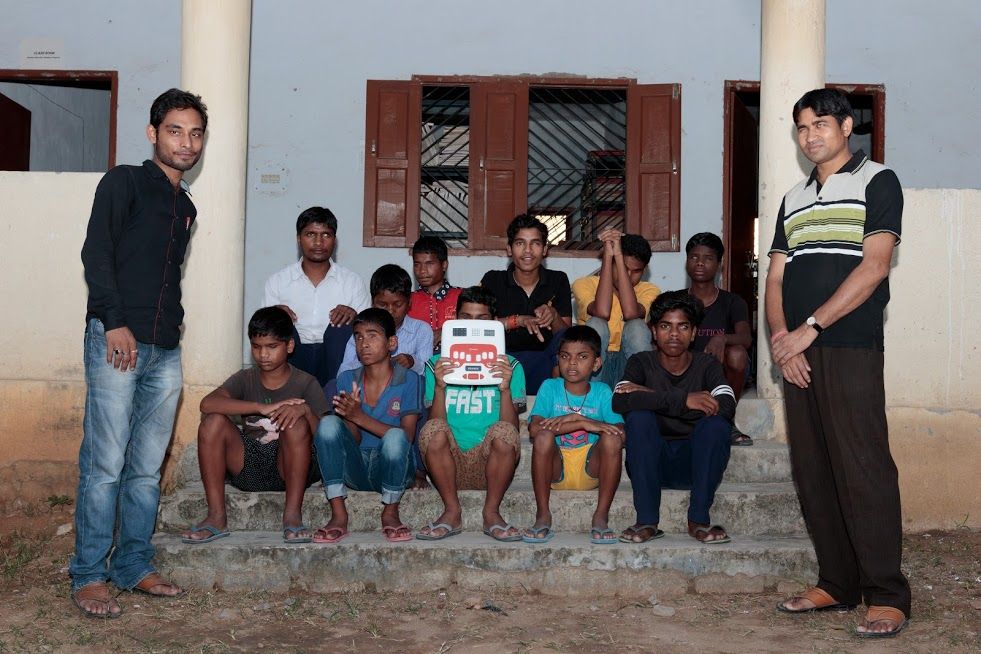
363, 80, 421, 248
625, 83, 681, 251
469, 81, 529, 251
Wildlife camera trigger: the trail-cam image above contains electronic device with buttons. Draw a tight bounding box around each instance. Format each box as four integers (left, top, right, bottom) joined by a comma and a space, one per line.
439, 319, 506, 386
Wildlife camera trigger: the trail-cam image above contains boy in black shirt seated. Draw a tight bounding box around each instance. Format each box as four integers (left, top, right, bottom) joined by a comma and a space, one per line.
685, 232, 753, 445
613, 291, 735, 544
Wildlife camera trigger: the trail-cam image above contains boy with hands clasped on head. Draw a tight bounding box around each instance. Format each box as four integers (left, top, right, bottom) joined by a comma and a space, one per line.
525, 326, 625, 544
313, 308, 421, 543
181, 307, 329, 545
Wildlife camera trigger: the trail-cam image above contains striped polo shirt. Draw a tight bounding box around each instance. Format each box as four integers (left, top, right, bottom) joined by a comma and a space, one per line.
769, 150, 902, 350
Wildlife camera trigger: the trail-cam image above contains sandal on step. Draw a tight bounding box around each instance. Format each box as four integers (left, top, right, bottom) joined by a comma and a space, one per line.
619, 524, 665, 543
688, 521, 731, 544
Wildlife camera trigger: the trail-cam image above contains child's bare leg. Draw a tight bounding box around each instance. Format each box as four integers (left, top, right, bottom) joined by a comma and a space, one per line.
482, 430, 519, 536
380, 502, 403, 528
529, 431, 561, 533
276, 421, 313, 540
724, 344, 748, 400
182, 414, 242, 540
418, 423, 462, 537
587, 433, 623, 535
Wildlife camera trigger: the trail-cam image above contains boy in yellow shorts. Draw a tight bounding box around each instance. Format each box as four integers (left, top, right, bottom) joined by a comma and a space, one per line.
525, 326, 625, 544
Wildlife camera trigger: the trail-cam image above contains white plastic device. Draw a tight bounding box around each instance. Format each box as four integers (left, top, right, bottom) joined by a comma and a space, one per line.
439, 319, 506, 386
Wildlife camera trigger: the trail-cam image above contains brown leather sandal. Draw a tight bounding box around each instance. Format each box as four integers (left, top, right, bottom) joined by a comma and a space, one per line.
133, 572, 186, 598
777, 586, 856, 613
855, 605, 908, 638
72, 581, 123, 619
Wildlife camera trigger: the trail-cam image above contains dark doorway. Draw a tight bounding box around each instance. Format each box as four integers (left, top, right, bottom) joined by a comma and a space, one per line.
0, 92, 31, 171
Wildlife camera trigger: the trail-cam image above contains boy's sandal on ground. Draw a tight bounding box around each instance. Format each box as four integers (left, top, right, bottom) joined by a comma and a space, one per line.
416, 522, 462, 541
313, 525, 349, 544
855, 606, 908, 638
589, 527, 618, 544
687, 522, 731, 544
618, 524, 665, 543
282, 525, 313, 544
72, 582, 123, 619
731, 425, 754, 446
180, 524, 230, 544
133, 572, 187, 598
522, 525, 555, 544
381, 524, 413, 542
776, 586, 856, 613
484, 523, 523, 542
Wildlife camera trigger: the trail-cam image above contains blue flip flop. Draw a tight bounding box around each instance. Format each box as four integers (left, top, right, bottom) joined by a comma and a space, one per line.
484, 523, 523, 542
283, 525, 313, 544
522, 525, 555, 544
181, 525, 230, 544
589, 527, 619, 545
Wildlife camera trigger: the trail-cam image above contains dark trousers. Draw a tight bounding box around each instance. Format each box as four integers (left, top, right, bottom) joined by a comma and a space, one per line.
784, 346, 911, 616
624, 411, 731, 525
512, 328, 566, 395
289, 325, 352, 387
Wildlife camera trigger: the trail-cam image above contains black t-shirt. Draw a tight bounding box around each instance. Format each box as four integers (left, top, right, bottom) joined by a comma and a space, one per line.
691, 290, 749, 352
481, 265, 572, 351
220, 365, 330, 440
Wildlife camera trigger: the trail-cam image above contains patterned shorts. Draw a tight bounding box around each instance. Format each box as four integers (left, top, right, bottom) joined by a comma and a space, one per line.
417, 419, 520, 490
228, 433, 321, 492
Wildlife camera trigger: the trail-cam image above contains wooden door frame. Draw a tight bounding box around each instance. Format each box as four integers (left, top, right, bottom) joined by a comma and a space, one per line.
721, 80, 886, 288
0, 69, 118, 168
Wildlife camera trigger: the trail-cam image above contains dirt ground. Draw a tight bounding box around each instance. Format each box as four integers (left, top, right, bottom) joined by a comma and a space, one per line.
1, 499, 978, 653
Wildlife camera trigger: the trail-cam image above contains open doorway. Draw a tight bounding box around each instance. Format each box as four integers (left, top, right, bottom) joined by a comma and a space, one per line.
0, 70, 117, 172
721, 80, 885, 316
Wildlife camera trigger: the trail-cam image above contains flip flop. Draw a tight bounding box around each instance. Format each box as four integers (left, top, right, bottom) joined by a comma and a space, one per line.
776, 587, 856, 614
522, 525, 555, 544
180, 524, 230, 544
282, 525, 313, 544
855, 606, 908, 638
619, 524, 665, 543
313, 525, 349, 544
416, 522, 462, 541
72, 582, 123, 619
589, 527, 618, 544
133, 572, 187, 598
731, 426, 754, 446
484, 523, 523, 542
688, 522, 731, 544
382, 524, 413, 542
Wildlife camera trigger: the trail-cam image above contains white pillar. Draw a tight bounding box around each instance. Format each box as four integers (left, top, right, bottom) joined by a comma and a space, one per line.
179, 0, 251, 385
757, 0, 825, 403
166, 0, 251, 487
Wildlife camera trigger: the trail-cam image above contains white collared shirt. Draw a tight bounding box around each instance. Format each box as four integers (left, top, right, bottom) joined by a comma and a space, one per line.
263, 259, 370, 343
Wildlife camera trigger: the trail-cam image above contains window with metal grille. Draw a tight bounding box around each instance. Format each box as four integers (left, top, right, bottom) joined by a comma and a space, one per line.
363, 77, 680, 255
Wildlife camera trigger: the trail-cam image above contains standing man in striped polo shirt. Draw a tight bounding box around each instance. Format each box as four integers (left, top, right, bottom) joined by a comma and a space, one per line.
765, 89, 910, 638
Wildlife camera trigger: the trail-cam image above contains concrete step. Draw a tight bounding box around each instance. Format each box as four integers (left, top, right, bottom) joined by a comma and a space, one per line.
157, 480, 806, 536
153, 531, 816, 597
175, 435, 791, 487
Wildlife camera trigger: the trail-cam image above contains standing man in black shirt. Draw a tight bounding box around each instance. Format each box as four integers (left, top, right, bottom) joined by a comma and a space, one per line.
71, 89, 208, 618
480, 214, 572, 394
766, 89, 909, 638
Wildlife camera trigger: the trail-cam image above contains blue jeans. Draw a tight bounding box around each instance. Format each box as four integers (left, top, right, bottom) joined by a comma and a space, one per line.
588, 316, 652, 387
70, 319, 183, 592
314, 416, 413, 504
623, 411, 731, 526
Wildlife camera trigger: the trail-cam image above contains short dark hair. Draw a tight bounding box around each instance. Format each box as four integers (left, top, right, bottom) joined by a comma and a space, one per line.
150, 88, 208, 130
370, 264, 412, 299
412, 235, 449, 262
456, 286, 498, 318
685, 232, 725, 260
621, 234, 652, 265
648, 290, 705, 328
506, 213, 549, 246
295, 206, 338, 235
559, 325, 602, 357
792, 88, 854, 127
248, 306, 293, 341
353, 307, 396, 339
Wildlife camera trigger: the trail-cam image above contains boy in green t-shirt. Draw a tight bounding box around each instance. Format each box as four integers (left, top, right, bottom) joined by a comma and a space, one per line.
416, 286, 526, 542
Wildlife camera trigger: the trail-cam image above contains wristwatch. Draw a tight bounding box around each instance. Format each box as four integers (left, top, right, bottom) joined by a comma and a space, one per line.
805, 316, 824, 334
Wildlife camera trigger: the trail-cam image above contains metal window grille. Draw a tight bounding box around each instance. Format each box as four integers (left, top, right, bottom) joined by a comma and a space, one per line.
528, 87, 627, 251
420, 85, 470, 249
